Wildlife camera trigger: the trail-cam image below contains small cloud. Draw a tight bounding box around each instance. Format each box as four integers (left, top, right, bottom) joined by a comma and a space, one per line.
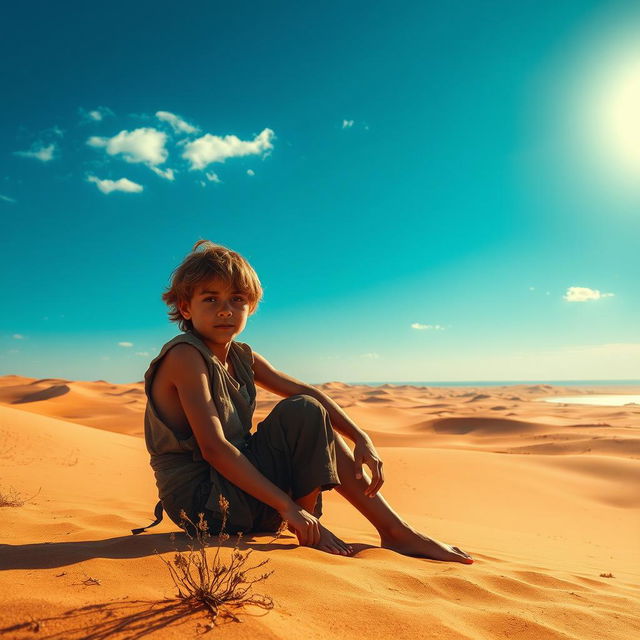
87, 176, 143, 194
411, 322, 444, 330
246, 169, 255, 176
182, 128, 275, 170
79, 106, 114, 123
205, 171, 221, 183
118, 341, 134, 347
14, 143, 56, 162
529, 286, 536, 291
156, 110, 198, 135
135, 351, 149, 357
360, 352, 380, 359
88, 127, 168, 167
563, 286, 615, 302
151, 166, 175, 181
0, 194, 16, 204
342, 119, 354, 129
12, 334, 24, 339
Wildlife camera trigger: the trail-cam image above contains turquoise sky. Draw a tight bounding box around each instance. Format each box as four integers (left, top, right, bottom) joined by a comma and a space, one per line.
1, 1, 638, 384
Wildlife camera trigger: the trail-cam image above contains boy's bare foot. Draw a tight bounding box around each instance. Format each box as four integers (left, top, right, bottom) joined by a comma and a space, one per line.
288, 521, 353, 556
317, 523, 353, 556
380, 524, 474, 564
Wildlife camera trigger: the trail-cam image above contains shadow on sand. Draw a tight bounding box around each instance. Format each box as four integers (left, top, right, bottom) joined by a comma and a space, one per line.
0, 598, 270, 639
0, 531, 304, 571
0, 531, 374, 571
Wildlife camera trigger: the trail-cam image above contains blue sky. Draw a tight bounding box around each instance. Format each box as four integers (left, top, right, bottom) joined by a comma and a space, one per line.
1, 0, 638, 383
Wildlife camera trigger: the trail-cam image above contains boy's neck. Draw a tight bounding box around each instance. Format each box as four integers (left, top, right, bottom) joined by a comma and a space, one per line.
190, 328, 231, 364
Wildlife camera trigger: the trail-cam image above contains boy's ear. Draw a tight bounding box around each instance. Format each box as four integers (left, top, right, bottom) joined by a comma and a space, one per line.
177, 299, 191, 320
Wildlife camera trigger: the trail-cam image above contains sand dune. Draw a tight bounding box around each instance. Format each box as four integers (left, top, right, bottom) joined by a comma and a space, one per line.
0, 375, 639, 639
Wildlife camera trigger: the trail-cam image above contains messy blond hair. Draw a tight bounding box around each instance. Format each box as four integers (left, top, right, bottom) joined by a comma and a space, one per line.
162, 240, 263, 332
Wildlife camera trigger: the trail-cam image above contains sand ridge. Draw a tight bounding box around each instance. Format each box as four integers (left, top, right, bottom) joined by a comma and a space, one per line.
0, 375, 639, 639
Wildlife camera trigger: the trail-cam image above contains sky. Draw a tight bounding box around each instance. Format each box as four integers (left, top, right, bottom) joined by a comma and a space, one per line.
1, 0, 639, 384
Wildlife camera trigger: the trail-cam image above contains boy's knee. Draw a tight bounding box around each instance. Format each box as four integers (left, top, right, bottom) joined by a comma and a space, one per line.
274, 395, 328, 434
277, 394, 326, 416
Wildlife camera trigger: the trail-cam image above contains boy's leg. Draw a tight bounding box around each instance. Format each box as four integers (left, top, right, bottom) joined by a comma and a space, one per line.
295, 487, 320, 514
332, 432, 473, 564
245, 395, 352, 555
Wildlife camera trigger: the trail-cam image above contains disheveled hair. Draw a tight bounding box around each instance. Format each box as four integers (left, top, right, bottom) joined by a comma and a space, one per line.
162, 240, 263, 332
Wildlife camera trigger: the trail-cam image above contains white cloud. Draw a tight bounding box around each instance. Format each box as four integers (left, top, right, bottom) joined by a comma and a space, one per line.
79, 106, 114, 122
360, 352, 380, 359
246, 169, 255, 176
411, 322, 444, 330
135, 351, 149, 357
342, 119, 354, 128
205, 172, 221, 183
118, 341, 134, 347
87, 176, 143, 194
182, 128, 274, 170
156, 110, 198, 135
151, 166, 175, 181
14, 143, 56, 162
563, 286, 615, 302
87, 128, 168, 166
12, 334, 24, 339
0, 194, 16, 204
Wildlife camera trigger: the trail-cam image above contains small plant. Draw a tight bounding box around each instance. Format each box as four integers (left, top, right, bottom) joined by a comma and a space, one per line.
157, 494, 283, 624
0, 485, 41, 507
0, 485, 23, 507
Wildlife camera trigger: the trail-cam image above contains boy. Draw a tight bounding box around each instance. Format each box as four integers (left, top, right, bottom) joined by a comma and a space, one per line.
135, 240, 473, 563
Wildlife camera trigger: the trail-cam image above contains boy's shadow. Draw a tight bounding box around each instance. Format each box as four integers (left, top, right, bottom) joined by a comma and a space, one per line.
0, 533, 373, 570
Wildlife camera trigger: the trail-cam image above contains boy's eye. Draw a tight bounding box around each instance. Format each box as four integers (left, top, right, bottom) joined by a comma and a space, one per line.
205, 296, 246, 303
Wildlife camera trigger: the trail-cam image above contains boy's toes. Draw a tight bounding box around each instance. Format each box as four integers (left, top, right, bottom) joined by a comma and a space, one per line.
320, 544, 341, 555
452, 545, 473, 562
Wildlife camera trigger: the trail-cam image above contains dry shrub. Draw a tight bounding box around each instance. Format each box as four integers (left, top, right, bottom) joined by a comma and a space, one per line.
0, 485, 26, 507
157, 494, 284, 624
0, 485, 41, 507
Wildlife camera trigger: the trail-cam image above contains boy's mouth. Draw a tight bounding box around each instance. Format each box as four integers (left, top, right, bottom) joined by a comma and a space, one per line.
214, 324, 235, 329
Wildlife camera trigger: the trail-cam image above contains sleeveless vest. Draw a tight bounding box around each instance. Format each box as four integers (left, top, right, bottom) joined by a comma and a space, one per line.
132, 329, 257, 534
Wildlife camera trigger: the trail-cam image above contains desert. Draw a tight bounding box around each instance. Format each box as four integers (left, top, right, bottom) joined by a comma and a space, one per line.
1, 375, 638, 639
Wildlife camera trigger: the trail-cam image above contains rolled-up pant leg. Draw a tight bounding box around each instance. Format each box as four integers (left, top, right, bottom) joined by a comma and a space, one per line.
242, 394, 342, 532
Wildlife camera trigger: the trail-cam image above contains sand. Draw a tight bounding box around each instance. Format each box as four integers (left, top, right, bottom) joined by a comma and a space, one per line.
0, 374, 638, 639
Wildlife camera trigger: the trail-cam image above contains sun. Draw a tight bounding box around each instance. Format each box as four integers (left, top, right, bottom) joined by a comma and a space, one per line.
576, 33, 640, 190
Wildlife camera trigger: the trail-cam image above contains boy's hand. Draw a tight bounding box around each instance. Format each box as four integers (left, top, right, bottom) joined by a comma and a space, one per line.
278, 503, 321, 547
353, 435, 384, 498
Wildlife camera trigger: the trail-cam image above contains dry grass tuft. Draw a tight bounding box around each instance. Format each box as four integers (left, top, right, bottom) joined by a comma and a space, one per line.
0, 485, 41, 507
157, 494, 284, 625
0, 485, 26, 507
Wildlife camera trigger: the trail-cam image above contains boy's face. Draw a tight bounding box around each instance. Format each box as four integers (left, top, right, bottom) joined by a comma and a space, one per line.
178, 276, 250, 345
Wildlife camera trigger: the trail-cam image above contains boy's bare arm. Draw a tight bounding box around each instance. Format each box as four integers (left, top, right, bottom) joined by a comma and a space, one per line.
163, 345, 296, 515
159, 346, 327, 546
253, 351, 385, 497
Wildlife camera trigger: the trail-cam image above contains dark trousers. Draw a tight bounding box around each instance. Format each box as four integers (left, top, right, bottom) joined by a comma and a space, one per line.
195, 394, 342, 534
